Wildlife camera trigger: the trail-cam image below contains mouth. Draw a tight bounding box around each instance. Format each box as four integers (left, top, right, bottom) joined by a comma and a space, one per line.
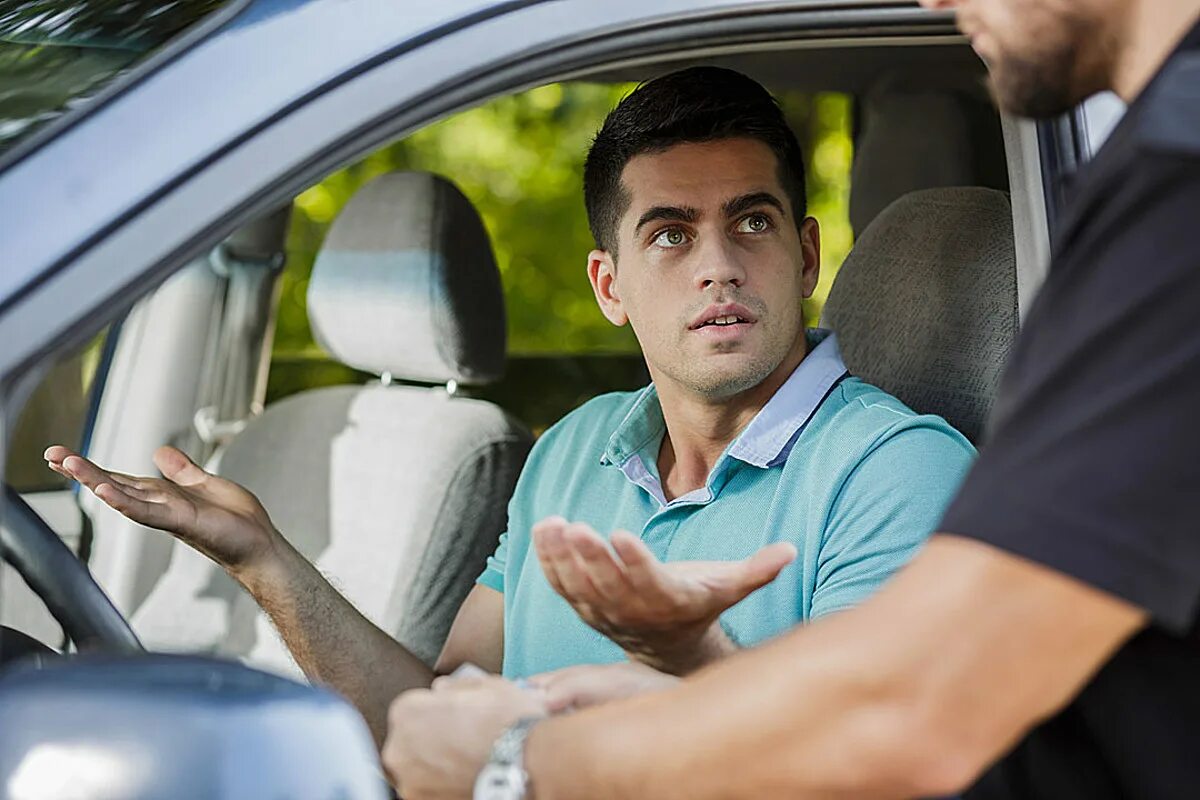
691, 304, 753, 333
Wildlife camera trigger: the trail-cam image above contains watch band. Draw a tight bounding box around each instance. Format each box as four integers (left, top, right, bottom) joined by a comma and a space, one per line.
474, 716, 543, 800
491, 715, 543, 766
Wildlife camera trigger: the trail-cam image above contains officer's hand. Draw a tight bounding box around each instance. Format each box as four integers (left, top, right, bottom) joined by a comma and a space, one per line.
382, 676, 547, 799
528, 661, 680, 713
531, 517, 796, 674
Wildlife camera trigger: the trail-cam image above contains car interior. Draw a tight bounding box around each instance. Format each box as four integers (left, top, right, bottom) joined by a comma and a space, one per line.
1, 35, 1047, 675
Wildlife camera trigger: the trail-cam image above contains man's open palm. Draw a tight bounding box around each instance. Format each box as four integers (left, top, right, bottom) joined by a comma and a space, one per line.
532, 517, 796, 673
45, 445, 276, 574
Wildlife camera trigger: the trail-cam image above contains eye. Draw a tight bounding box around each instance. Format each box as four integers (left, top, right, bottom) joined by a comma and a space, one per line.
652, 227, 689, 248
735, 213, 773, 234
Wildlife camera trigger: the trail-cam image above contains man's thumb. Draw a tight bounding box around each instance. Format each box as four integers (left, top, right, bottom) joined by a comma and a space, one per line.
153, 445, 208, 487
741, 542, 798, 588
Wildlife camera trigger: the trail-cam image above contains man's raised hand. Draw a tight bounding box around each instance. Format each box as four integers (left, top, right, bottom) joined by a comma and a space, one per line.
45, 445, 279, 578
532, 517, 796, 674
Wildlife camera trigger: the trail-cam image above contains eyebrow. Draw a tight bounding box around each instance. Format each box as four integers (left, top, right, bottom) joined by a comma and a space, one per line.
723, 191, 786, 219
634, 205, 699, 235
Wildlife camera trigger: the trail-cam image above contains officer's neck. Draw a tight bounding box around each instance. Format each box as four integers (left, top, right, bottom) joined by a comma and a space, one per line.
1110, 0, 1199, 102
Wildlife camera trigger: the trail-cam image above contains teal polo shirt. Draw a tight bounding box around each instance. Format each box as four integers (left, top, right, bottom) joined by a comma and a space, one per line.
479, 330, 975, 679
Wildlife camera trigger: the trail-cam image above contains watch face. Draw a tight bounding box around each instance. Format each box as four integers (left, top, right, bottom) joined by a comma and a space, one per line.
473, 763, 527, 800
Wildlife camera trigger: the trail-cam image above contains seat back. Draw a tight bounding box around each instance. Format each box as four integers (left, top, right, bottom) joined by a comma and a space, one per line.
133, 172, 532, 673
823, 187, 1018, 444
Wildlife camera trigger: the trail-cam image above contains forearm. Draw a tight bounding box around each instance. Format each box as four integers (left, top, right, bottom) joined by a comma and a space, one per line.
524, 537, 1146, 800
240, 535, 435, 746
529, 615, 942, 800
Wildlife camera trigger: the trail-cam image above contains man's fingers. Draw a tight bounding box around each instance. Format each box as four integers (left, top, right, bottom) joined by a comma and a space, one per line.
533, 523, 572, 596
532, 516, 569, 538
535, 525, 602, 616
153, 445, 209, 488
94, 482, 172, 529
43, 445, 76, 466
60, 455, 118, 495
563, 524, 633, 600
534, 522, 604, 609
610, 530, 667, 593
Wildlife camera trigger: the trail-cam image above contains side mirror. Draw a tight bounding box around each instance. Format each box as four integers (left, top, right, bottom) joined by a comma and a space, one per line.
0, 654, 388, 799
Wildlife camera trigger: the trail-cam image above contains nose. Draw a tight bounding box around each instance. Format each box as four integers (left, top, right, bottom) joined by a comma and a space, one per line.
693, 237, 747, 291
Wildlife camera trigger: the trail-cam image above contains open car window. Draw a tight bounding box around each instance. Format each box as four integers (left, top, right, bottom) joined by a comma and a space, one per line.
268, 83, 855, 434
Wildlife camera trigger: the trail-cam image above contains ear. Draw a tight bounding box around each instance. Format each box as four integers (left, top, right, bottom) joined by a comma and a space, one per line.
587, 249, 628, 327
798, 217, 821, 299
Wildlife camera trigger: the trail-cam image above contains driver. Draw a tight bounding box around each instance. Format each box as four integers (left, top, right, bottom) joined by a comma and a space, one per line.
46, 66, 973, 747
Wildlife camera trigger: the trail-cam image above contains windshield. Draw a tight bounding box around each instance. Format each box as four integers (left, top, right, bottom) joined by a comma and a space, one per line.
0, 0, 227, 154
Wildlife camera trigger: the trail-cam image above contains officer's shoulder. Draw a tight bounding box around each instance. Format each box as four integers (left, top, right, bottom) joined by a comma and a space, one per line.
1135, 50, 1200, 159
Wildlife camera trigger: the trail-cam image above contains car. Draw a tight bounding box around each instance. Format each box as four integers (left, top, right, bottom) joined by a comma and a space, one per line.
0, 0, 1127, 795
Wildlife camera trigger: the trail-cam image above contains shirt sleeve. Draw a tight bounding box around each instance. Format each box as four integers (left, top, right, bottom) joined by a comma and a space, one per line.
476, 529, 509, 593
811, 424, 975, 618
939, 152, 1200, 633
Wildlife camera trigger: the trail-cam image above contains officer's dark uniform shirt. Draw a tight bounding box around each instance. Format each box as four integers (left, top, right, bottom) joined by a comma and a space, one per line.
945, 19, 1200, 800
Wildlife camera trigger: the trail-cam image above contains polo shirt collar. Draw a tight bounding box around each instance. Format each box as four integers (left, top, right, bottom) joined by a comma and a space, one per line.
600, 328, 849, 473
726, 328, 848, 467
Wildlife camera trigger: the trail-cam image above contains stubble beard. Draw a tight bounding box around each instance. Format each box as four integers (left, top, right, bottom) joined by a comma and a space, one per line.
983, 6, 1115, 119
987, 45, 1085, 118
671, 312, 805, 401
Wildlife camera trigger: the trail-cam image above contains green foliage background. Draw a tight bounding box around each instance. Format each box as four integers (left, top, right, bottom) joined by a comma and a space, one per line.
275, 83, 853, 360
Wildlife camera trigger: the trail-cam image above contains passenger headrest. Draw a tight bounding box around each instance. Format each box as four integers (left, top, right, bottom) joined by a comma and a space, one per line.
822, 187, 1017, 443
307, 172, 506, 385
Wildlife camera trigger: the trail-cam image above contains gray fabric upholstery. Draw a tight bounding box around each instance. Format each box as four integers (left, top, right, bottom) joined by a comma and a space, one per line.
132, 385, 531, 674
308, 172, 507, 385
850, 80, 977, 236
822, 187, 1017, 443
132, 171, 532, 676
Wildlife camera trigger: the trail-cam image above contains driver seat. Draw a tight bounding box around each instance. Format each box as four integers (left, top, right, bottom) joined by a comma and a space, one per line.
132, 172, 533, 675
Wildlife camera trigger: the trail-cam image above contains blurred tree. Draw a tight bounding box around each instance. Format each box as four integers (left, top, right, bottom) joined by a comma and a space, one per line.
277, 83, 853, 361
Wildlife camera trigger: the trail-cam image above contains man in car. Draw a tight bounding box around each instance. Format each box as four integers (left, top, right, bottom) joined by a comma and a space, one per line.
46, 67, 973, 748
382, 1, 1200, 799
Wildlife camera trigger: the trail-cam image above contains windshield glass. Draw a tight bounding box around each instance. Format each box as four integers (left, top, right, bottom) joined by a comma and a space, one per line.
0, 0, 227, 154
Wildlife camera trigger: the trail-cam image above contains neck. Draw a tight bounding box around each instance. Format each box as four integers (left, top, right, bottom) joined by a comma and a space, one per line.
1109, 0, 1199, 101
654, 333, 808, 501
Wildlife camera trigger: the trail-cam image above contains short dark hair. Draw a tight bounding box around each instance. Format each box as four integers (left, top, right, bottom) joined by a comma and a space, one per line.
583, 67, 807, 255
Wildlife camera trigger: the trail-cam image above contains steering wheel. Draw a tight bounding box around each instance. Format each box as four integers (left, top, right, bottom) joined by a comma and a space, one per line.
1, 484, 142, 654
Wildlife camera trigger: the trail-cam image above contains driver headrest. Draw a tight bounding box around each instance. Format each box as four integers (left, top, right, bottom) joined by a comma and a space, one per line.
307, 172, 506, 385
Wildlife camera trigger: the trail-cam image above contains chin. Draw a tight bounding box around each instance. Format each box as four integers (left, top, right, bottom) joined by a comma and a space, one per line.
990, 65, 1081, 118
688, 362, 776, 399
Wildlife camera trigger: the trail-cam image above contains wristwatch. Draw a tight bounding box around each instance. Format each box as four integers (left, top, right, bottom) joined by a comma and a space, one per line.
473, 716, 543, 800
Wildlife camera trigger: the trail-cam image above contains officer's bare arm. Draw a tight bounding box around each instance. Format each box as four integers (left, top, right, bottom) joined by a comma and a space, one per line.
523, 535, 1147, 799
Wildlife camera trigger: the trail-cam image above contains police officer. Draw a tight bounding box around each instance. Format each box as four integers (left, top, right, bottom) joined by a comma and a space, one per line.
382, 2, 1200, 798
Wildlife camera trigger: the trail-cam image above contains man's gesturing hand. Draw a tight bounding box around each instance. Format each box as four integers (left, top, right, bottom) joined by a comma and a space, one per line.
532, 517, 796, 674
45, 444, 279, 578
